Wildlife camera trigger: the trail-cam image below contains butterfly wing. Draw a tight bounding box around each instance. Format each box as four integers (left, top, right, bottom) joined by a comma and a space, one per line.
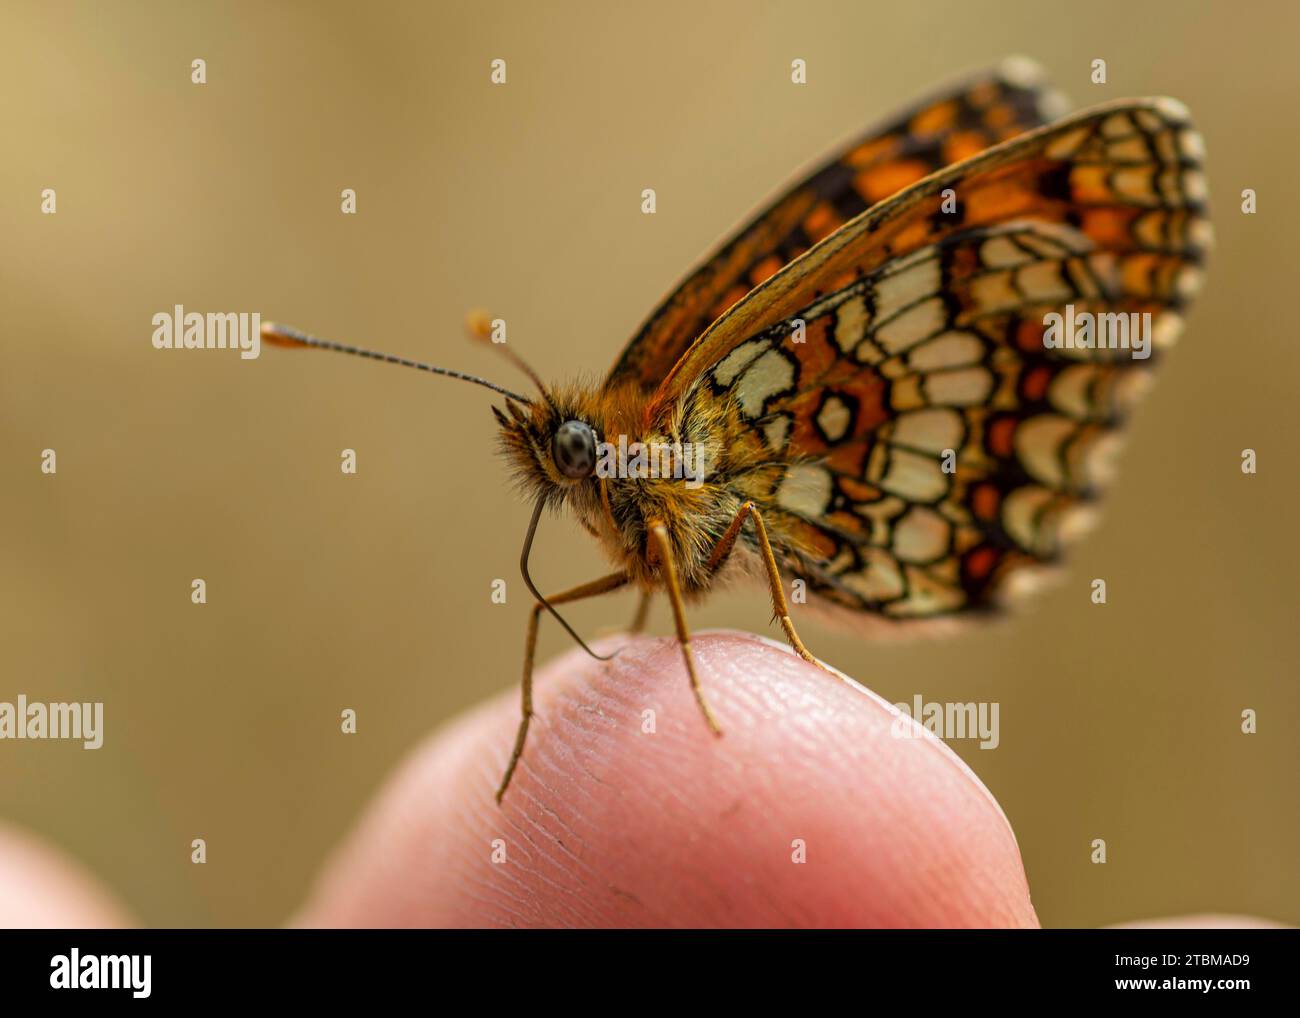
673, 99, 1210, 619
606, 57, 1069, 390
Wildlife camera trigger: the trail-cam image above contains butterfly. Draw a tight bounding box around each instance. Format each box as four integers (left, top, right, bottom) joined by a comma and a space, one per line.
263, 57, 1211, 803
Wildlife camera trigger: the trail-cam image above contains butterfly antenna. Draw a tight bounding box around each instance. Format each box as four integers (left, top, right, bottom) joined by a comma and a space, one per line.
465, 310, 550, 401
261, 321, 534, 404
520, 496, 616, 662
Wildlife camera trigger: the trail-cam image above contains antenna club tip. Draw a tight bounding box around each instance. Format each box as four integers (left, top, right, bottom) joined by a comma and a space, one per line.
260, 321, 309, 349
465, 309, 495, 344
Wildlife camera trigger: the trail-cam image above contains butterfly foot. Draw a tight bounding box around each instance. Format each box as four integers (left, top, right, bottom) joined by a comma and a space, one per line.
695, 691, 724, 737
778, 615, 829, 669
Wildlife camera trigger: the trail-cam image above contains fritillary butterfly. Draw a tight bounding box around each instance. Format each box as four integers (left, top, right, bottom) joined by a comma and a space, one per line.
263, 57, 1211, 802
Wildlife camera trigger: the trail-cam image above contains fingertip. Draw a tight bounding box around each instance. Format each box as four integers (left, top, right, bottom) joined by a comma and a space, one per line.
0, 823, 134, 929
297, 631, 1037, 928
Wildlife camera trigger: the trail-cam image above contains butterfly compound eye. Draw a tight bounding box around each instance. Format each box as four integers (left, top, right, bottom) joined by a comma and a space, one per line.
552, 420, 597, 479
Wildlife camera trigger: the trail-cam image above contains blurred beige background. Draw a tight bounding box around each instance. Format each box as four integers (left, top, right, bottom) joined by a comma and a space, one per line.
2, 0, 1297, 927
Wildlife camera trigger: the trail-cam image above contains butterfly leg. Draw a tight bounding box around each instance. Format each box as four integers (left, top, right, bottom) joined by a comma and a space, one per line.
647, 521, 724, 737
627, 590, 652, 634
496, 570, 630, 804
707, 501, 831, 672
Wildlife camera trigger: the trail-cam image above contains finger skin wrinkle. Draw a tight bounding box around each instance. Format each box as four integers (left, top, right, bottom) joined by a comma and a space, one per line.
297, 631, 1037, 929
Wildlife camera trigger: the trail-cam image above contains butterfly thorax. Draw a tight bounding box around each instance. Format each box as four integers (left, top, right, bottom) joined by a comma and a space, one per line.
494, 379, 805, 596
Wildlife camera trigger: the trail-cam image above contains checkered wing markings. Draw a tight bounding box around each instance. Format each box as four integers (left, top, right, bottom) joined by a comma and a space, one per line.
651, 98, 1211, 422
700, 208, 1208, 619
606, 59, 1067, 390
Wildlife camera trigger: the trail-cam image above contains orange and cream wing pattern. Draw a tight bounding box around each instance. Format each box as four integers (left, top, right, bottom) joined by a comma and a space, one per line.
606, 57, 1068, 390
683, 101, 1210, 618
651, 97, 1209, 416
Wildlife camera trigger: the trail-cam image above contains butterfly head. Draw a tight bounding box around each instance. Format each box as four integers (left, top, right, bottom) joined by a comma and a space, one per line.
492, 393, 605, 504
